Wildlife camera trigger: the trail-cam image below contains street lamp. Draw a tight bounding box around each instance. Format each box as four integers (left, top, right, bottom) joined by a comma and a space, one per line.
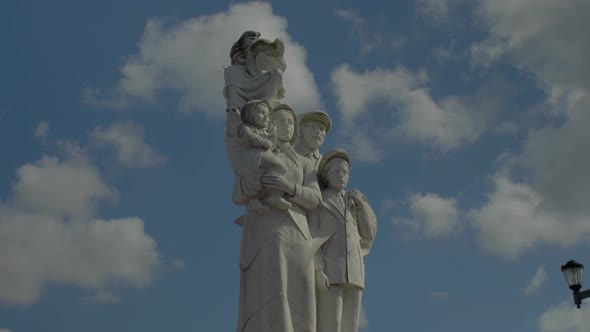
561, 259, 590, 308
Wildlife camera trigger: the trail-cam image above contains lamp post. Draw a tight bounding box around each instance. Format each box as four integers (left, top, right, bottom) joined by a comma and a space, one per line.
561, 259, 590, 308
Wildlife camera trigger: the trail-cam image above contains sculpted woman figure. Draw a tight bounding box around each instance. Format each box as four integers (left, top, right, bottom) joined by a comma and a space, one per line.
237, 104, 321, 332
231, 99, 292, 212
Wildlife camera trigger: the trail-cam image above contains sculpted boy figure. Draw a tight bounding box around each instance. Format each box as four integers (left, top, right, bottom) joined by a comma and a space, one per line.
295, 111, 331, 170
308, 150, 377, 332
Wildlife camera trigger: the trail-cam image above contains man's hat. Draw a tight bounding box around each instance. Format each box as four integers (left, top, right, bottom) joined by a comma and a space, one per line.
317, 149, 351, 176
298, 111, 332, 133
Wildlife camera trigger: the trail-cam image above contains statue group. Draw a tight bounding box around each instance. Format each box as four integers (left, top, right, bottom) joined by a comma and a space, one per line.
224, 31, 378, 332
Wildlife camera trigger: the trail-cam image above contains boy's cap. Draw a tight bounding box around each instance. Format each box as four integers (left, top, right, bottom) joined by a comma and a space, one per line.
298, 111, 332, 133
318, 149, 350, 175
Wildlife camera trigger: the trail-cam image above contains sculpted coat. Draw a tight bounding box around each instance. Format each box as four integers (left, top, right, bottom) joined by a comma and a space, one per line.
237, 106, 322, 332
309, 189, 377, 289
238, 150, 320, 332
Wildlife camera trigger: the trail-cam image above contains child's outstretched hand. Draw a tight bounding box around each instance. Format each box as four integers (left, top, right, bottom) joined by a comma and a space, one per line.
268, 120, 277, 136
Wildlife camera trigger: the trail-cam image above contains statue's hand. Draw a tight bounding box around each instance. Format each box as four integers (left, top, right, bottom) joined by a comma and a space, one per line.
262, 140, 273, 150
348, 189, 366, 208
268, 121, 277, 136
261, 173, 295, 195
315, 270, 330, 291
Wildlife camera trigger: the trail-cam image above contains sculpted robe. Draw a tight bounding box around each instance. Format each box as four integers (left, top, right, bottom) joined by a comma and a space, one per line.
237, 148, 321, 332
223, 65, 285, 111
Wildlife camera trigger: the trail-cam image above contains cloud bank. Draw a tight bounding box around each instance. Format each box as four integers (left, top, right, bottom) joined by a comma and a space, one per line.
331, 64, 507, 161
469, 0, 590, 259
0, 137, 161, 306
90, 121, 167, 168
393, 193, 460, 239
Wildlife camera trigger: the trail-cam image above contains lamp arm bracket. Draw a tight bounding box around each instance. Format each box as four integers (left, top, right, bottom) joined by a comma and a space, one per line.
577, 289, 590, 300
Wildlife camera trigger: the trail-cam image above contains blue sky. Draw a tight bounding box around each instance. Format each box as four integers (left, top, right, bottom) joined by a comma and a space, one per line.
2, 0, 590, 331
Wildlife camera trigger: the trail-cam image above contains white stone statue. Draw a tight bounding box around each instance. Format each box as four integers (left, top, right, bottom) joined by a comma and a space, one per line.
230, 99, 292, 212
308, 150, 378, 332
237, 104, 323, 332
295, 111, 332, 171
223, 31, 377, 332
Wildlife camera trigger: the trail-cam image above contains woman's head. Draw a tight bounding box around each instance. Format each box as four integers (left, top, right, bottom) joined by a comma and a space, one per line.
230, 31, 260, 65
272, 104, 299, 145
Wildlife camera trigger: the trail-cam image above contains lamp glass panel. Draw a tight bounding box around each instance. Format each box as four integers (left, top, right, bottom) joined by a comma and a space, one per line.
563, 266, 584, 287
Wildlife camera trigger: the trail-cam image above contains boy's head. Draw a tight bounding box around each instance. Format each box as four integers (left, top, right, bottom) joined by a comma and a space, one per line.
318, 150, 351, 191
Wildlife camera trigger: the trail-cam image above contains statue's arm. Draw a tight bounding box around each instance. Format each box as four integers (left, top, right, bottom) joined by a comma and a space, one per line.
355, 193, 377, 255
267, 122, 278, 149
238, 125, 273, 150
308, 209, 326, 271
287, 158, 321, 210
309, 207, 332, 291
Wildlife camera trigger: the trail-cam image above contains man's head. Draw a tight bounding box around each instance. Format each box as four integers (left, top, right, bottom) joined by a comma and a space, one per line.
297, 111, 332, 151
318, 150, 350, 191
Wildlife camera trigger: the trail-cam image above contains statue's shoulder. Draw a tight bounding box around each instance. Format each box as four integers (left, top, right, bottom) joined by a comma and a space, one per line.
298, 152, 316, 170
224, 64, 248, 81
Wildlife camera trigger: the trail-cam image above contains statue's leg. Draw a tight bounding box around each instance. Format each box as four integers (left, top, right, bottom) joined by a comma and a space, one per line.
317, 285, 343, 332
341, 286, 362, 332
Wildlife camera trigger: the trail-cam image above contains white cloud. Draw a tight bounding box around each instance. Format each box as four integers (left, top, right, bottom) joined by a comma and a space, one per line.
87, 1, 321, 116
416, 0, 455, 22
90, 122, 167, 168
11, 156, 118, 219
335, 9, 364, 27
34, 122, 50, 142
335, 9, 390, 55
539, 302, 590, 332
393, 193, 460, 239
0, 154, 160, 307
84, 290, 121, 304
55, 139, 88, 160
468, 0, 590, 259
473, 0, 590, 99
331, 64, 505, 160
379, 197, 399, 215
520, 94, 590, 218
343, 130, 382, 163
470, 175, 590, 259
524, 266, 547, 295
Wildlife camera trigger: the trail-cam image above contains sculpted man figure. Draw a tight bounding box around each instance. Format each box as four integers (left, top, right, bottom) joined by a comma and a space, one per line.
295, 111, 331, 170
308, 150, 377, 332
